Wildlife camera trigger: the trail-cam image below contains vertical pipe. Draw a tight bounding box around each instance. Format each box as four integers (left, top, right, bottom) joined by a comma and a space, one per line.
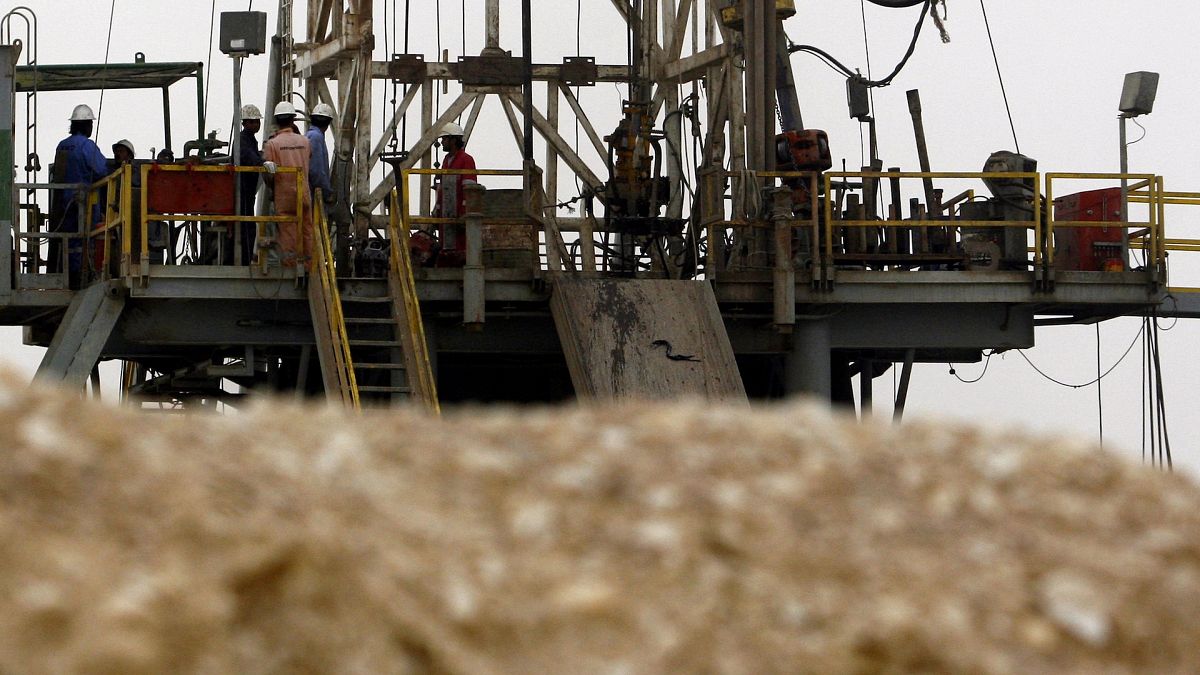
906, 89, 935, 210
232, 56, 243, 265
463, 183, 485, 327
195, 67, 205, 142
1119, 113, 1130, 267
785, 318, 832, 399
771, 187, 794, 330
161, 86, 173, 152
521, 0, 534, 161
888, 167, 906, 255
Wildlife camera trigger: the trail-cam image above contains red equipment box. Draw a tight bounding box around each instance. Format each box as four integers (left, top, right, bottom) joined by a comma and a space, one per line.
1052, 187, 1125, 272
145, 164, 236, 215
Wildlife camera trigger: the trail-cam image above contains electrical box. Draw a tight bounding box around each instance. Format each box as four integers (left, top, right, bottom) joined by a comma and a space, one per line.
1119, 71, 1159, 116
846, 77, 870, 120
219, 11, 267, 56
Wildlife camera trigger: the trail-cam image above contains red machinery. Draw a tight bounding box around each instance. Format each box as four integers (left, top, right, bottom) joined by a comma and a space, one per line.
1052, 187, 1125, 272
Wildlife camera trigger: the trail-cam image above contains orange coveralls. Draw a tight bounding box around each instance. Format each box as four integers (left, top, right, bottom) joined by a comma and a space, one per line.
264, 126, 313, 264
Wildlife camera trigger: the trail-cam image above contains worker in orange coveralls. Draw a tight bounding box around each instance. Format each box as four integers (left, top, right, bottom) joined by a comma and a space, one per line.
263, 100, 312, 266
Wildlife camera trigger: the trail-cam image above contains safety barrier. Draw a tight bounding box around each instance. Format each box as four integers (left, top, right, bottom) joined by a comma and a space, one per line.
77, 162, 306, 286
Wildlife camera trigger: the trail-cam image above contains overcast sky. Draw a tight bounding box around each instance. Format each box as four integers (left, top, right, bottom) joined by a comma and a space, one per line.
3, 0, 1199, 474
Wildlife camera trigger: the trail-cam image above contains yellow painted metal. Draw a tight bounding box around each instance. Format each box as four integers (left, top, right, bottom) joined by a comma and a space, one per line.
1044, 172, 1160, 270
311, 194, 360, 411
388, 189, 440, 414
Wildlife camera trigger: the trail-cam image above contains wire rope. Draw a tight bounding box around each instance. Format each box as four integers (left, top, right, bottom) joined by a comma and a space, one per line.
202, 0, 217, 132
979, 0, 1020, 152
95, 0, 118, 139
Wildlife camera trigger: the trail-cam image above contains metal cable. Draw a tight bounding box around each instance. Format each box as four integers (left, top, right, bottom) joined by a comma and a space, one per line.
787, 0, 931, 88
979, 0, 1020, 152
202, 0, 216, 132
95, 0, 118, 139
949, 350, 992, 384
1014, 323, 1144, 389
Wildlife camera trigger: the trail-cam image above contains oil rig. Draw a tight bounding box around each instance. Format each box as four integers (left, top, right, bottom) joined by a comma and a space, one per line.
0, 0, 1193, 419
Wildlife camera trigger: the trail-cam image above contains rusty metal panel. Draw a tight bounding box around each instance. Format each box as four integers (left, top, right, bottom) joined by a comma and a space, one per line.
146, 166, 235, 215
561, 56, 597, 87
387, 54, 426, 84
457, 55, 524, 87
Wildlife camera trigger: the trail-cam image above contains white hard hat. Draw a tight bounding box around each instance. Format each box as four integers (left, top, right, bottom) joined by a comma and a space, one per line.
112, 139, 136, 156
70, 104, 95, 121
311, 103, 335, 119
240, 104, 263, 120
439, 122, 465, 137
273, 101, 297, 118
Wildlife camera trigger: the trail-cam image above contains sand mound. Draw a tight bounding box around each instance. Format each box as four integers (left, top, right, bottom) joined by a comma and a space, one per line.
0, 376, 1197, 674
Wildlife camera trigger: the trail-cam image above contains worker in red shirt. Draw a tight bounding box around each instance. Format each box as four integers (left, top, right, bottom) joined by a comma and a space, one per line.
432, 122, 476, 262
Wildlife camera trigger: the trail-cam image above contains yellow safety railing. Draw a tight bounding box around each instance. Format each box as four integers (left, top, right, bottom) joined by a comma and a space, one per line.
399, 166, 524, 229
398, 167, 531, 266
132, 163, 306, 282
388, 188, 440, 414
310, 192, 360, 410
702, 169, 820, 279
1044, 173, 1162, 271
84, 163, 134, 280
1129, 182, 1200, 293
823, 170, 1043, 270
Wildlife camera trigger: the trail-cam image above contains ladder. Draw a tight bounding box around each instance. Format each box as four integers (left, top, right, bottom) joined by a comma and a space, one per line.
308, 194, 438, 411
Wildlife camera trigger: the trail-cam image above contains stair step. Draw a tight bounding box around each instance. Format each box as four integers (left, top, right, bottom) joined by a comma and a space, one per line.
357, 385, 412, 394
354, 362, 407, 370
349, 339, 402, 347
344, 317, 395, 325
342, 295, 392, 303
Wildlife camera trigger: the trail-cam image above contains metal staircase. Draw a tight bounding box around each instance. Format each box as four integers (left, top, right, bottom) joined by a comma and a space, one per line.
308, 193, 438, 411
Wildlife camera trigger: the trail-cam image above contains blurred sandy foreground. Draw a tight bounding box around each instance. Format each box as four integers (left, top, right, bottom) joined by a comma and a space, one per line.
0, 374, 1197, 674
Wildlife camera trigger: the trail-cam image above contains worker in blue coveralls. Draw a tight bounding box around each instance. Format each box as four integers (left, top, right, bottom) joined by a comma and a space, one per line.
50, 104, 108, 286
306, 102, 335, 207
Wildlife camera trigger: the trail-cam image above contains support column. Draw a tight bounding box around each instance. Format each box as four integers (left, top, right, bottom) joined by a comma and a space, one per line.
784, 317, 831, 399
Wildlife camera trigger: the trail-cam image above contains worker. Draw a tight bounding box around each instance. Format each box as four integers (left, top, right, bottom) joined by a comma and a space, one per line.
49, 104, 109, 284
432, 121, 477, 264
111, 139, 135, 166
238, 104, 265, 264
306, 103, 335, 205
262, 101, 312, 267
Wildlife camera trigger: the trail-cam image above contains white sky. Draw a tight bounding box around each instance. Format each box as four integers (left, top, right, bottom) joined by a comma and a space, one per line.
3, 0, 1199, 474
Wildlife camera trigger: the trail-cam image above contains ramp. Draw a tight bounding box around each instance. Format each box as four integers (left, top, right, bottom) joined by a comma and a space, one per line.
550, 277, 746, 401
35, 280, 126, 388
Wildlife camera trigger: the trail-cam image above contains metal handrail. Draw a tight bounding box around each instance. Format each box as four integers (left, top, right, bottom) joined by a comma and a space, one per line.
388, 188, 439, 414
134, 163, 306, 282
824, 170, 1042, 271
311, 192, 359, 410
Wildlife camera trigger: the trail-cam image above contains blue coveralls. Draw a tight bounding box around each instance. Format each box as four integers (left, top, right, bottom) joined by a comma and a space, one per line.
53, 133, 108, 272
306, 126, 332, 199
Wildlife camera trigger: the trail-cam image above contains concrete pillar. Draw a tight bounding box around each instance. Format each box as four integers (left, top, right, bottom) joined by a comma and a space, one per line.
784, 318, 831, 399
